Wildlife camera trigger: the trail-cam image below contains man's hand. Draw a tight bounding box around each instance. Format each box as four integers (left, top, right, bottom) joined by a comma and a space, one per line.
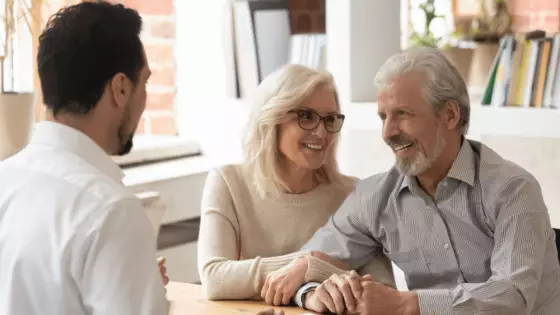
255, 308, 285, 315
302, 290, 328, 314
157, 256, 169, 286
304, 272, 374, 314
356, 281, 420, 315
261, 257, 308, 305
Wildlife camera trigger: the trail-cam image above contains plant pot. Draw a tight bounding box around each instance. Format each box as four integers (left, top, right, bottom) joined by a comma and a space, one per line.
443, 46, 474, 83
0, 92, 36, 160
468, 43, 499, 91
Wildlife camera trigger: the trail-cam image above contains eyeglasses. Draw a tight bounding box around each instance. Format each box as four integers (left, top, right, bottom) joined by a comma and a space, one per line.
288, 109, 345, 133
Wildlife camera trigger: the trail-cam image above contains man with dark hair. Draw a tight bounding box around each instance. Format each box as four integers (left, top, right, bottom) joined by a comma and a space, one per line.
0, 2, 168, 314
38, 0, 147, 155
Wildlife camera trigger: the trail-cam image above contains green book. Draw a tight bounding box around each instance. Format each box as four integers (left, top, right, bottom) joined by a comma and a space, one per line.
481, 37, 509, 105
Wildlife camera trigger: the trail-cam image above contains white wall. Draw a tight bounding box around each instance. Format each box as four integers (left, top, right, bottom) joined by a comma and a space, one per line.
326, 0, 401, 102
174, 0, 237, 137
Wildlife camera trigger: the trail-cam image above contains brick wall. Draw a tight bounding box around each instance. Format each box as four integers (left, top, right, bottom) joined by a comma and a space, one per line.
288, 0, 558, 37
35, 0, 178, 135
509, 0, 559, 33
289, 0, 325, 34
123, 0, 177, 135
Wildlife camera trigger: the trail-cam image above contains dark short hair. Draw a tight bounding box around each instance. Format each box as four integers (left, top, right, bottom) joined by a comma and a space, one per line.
37, 1, 144, 115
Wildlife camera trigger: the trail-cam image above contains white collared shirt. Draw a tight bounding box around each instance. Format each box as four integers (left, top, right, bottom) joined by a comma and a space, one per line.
0, 121, 168, 315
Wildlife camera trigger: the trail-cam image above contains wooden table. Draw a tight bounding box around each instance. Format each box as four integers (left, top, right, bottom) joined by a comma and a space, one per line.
166, 282, 315, 315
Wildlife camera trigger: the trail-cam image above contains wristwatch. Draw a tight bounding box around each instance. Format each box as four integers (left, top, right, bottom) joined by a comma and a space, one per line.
294, 282, 320, 309
301, 286, 316, 309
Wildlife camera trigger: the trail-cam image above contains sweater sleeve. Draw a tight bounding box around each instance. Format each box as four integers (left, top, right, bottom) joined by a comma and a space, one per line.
304, 253, 395, 288
197, 167, 310, 300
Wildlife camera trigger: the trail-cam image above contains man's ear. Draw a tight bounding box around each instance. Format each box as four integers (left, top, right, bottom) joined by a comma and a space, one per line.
110, 73, 132, 109
443, 100, 461, 131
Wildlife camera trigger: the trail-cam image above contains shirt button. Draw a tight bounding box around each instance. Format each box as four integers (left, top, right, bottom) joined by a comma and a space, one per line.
444, 243, 450, 249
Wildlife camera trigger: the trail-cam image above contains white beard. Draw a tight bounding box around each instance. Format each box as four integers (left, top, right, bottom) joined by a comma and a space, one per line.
396, 125, 446, 176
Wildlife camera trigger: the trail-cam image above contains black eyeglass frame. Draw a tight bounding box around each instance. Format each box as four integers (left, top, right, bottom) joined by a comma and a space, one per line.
288, 109, 346, 133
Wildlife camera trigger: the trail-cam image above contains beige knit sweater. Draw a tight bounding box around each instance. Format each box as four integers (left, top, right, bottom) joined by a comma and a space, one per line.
197, 164, 394, 300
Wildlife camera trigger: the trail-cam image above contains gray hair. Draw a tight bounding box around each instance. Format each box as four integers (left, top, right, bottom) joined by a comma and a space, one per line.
374, 46, 470, 135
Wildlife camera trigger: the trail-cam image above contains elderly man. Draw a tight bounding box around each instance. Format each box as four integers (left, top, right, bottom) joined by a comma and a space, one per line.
280, 47, 560, 315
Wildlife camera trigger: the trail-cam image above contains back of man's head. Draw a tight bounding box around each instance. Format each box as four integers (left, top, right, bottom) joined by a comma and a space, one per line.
37, 1, 144, 116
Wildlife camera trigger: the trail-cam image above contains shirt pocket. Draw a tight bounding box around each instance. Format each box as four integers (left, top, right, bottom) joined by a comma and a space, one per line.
383, 248, 434, 289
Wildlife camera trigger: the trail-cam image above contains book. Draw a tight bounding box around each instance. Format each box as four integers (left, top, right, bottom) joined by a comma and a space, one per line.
483, 31, 559, 108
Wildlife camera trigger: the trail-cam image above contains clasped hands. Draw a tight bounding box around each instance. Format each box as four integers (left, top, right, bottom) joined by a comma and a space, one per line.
304, 272, 419, 315
260, 255, 419, 315
305, 271, 373, 314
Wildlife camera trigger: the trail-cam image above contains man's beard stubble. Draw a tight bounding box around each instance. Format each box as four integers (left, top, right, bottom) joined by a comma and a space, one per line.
389, 126, 446, 176
117, 134, 134, 156
116, 112, 135, 156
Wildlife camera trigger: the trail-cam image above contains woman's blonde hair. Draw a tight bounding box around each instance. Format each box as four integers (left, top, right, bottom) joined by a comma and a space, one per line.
242, 64, 346, 198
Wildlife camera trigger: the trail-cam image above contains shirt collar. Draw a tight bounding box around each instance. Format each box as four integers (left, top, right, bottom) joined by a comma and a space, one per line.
399, 175, 413, 193
398, 138, 476, 192
446, 138, 476, 187
29, 121, 125, 182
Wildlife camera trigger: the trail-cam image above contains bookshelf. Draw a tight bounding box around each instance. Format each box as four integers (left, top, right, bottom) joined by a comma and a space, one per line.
230, 0, 402, 102
481, 31, 560, 108
232, 0, 329, 99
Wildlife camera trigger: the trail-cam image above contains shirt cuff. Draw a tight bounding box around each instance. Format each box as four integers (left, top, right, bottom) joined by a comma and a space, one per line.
293, 282, 321, 308
416, 289, 453, 315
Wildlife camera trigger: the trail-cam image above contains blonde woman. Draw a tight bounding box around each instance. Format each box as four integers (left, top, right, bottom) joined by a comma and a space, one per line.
197, 64, 394, 303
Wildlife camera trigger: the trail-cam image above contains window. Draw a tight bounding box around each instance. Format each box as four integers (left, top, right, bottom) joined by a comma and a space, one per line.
113, 0, 203, 166
1, 0, 34, 93
171, 0, 244, 161
23, 0, 202, 166
405, 0, 455, 48
174, 0, 239, 132
454, 0, 479, 17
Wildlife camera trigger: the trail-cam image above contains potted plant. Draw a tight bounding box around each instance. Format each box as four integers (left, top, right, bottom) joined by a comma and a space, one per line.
465, 0, 512, 94
408, 0, 447, 48
0, 0, 42, 160
406, 1, 473, 84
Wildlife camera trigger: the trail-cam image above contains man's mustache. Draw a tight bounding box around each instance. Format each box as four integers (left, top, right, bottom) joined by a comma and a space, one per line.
386, 134, 415, 148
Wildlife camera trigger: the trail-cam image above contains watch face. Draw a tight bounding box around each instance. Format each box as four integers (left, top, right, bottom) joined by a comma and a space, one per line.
298, 283, 320, 308
302, 287, 315, 303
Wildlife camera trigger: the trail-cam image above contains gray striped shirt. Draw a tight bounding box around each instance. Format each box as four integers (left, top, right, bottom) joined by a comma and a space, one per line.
301, 139, 560, 314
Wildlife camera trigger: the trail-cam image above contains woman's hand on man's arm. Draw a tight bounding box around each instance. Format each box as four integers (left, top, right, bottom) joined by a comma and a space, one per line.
260, 251, 352, 306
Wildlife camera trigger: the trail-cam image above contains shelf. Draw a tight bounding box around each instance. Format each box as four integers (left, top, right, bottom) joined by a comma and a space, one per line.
471, 105, 560, 138
340, 102, 560, 138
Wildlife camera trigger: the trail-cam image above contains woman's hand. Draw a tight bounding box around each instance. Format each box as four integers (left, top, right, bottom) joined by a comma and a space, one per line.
261, 257, 309, 306
158, 256, 169, 285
